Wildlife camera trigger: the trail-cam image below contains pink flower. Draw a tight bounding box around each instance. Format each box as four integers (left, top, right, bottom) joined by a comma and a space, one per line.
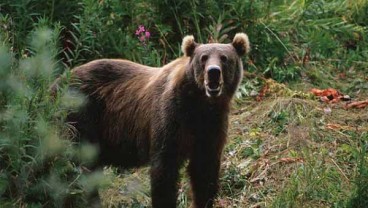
145, 31, 150, 39
135, 25, 151, 44
135, 25, 145, 36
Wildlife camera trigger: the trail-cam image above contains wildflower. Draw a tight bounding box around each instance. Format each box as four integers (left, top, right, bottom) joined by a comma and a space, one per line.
135, 25, 151, 44
145, 31, 150, 39
139, 36, 145, 42
135, 25, 145, 36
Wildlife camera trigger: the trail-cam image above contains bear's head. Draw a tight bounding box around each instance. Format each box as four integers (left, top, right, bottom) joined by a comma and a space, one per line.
182, 33, 250, 98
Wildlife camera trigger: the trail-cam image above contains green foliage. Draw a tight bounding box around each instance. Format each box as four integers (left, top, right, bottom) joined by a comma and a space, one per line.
272, 132, 368, 208
249, 0, 368, 82
272, 148, 349, 207
2, 0, 367, 78
0, 0, 80, 57
0, 27, 109, 207
221, 163, 248, 196
269, 110, 290, 136
347, 133, 368, 208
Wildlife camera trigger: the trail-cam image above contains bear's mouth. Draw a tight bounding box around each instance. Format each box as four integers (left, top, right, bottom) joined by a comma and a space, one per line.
203, 64, 224, 97
204, 65, 223, 97
205, 81, 222, 97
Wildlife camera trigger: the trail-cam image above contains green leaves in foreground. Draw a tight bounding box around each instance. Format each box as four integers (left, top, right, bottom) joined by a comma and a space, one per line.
0, 28, 110, 207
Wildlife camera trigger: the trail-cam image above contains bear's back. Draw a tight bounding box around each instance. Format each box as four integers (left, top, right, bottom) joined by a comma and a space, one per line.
72, 59, 156, 93
68, 58, 189, 167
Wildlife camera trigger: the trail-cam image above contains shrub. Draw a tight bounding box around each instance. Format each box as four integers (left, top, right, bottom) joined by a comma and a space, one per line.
0, 26, 109, 207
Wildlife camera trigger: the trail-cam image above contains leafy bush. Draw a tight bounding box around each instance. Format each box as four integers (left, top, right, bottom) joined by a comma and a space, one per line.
0, 26, 109, 207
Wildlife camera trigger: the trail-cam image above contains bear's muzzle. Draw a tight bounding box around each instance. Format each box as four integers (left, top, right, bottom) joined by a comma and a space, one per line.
205, 65, 223, 97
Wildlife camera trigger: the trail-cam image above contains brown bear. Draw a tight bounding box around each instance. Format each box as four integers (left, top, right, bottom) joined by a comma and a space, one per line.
61, 33, 250, 208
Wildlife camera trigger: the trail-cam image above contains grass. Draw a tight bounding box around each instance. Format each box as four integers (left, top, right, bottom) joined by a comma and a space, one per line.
223, 81, 368, 207
98, 79, 368, 207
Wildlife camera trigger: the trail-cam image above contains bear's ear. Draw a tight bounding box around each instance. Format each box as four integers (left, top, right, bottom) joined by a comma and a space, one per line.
182, 35, 197, 57
232, 33, 250, 56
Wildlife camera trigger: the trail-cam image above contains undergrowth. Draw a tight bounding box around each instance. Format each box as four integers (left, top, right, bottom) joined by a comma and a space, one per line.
0, 26, 110, 207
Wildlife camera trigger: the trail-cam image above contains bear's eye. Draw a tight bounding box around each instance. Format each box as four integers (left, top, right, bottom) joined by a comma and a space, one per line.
220, 55, 228, 63
200, 55, 208, 63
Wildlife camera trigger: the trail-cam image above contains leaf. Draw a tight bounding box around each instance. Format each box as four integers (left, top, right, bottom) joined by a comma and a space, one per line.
279, 157, 304, 164
345, 100, 368, 109
326, 123, 355, 131
310, 88, 344, 103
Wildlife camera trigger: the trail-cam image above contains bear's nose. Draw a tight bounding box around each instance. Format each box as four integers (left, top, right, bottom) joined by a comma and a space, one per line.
207, 65, 221, 82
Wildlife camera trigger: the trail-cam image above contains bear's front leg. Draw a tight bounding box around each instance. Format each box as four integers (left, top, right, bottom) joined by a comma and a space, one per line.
188, 142, 223, 208
150, 140, 181, 208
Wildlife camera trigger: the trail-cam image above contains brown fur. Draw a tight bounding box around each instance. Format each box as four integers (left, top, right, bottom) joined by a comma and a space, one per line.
56, 34, 250, 208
